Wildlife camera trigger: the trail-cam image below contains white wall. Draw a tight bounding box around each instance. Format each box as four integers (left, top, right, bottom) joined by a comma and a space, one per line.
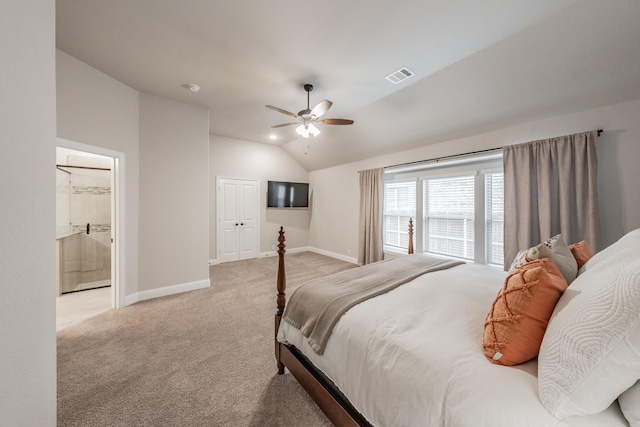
56, 49, 141, 297
309, 98, 640, 259
209, 135, 310, 259
58, 52, 211, 298
0, 0, 57, 425
139, 93, 210, 291
308, 166, 360, 258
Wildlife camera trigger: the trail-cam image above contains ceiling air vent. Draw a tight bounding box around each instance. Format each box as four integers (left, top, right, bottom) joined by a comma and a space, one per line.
385, 67, 415, 84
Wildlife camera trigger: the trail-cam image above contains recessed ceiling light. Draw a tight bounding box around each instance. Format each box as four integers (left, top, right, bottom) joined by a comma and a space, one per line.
186, 83, 200, 93
269, 134, 277, 140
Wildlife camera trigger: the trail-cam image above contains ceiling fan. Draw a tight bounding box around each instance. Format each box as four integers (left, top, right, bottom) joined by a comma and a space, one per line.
266, 84, 354, 138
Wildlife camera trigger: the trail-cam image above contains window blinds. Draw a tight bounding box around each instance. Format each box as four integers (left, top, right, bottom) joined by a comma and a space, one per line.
384, 154, 504, 266
424, 176, 475, 260
383, 181, 416, 249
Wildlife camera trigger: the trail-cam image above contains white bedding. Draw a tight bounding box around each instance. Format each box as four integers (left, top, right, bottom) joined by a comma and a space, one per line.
278, 263, 628, 427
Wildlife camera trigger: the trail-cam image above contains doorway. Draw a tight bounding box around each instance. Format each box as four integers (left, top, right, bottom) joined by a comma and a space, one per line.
216, 177, 259, 263
55, 138, 125, 329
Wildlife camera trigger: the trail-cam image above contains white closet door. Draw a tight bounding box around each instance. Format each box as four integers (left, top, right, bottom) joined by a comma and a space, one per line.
217, 178, 260, 263
238, 181, 258, 260
218, 179, 240, 263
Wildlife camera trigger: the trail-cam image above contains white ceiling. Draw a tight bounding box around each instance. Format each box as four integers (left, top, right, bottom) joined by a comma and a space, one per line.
56, 0, 640, 171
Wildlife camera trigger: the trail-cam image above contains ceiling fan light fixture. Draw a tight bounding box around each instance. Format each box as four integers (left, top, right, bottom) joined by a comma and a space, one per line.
308, 123, 320, 137
296, 123, 320, 138
268, 83, 351, 139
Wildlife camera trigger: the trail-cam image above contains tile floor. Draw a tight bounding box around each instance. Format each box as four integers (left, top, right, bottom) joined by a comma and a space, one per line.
56, 286, 112, 331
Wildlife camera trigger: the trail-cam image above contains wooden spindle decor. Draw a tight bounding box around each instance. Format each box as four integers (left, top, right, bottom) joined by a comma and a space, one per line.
275, 226, 287, 374
408, 218, 414, 254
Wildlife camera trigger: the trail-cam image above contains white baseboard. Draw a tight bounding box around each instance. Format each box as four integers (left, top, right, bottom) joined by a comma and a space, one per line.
259, 246, 357, 265
124, 278, 211, 306
126, 248, 356, 306
259, 246, 312, 258
307, 247, 358, 264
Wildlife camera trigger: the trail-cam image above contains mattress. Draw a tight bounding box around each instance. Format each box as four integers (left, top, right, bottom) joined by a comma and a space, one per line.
277, 263, 627, 427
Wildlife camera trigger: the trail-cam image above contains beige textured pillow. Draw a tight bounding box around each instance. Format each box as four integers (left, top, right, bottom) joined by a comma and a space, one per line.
509, 235, 578, 284
484, 258, 568, 366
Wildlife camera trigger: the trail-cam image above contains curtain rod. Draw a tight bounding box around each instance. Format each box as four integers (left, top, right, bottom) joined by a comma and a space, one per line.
384, 146, 502, 171
380, 129, 603, 172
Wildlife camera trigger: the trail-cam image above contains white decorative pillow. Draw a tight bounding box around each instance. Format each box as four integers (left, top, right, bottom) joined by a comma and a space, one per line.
509, 235, 578, 284
508, 249, 529, 272
619, 380, 640, 426
538, 229, 640, 418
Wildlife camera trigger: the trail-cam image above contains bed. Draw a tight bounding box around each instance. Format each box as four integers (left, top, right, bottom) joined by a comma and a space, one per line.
274, 227, 640, 426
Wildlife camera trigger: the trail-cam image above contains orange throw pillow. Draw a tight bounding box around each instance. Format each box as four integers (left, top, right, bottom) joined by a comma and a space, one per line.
483, 258, 568, 366
568, 240, 594, 269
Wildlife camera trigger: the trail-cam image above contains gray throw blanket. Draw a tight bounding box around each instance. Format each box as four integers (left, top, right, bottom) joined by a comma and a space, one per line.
283, 254, 463, 354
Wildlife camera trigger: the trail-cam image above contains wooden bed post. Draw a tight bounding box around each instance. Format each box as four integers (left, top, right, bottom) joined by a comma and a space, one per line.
408, 218, 414, 254
271, 227, 374, 425
275, 226, 286, 374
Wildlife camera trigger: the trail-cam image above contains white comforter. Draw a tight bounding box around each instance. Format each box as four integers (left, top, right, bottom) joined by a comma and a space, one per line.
278, 263, 627, 427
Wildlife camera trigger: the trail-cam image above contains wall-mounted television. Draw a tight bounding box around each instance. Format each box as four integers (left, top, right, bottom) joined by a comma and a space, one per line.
267, 180, 309, 208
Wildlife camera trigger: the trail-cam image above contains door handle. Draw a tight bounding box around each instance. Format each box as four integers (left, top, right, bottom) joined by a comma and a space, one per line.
240, 223, 244, 226
86, 223, 90, 234
235, 223, 239, 226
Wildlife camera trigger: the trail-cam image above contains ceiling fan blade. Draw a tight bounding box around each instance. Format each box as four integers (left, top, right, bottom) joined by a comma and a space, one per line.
310, 100, 332, 118
271, 122, 299, 128
265, 105, 299, 118
320, 118, 354, 125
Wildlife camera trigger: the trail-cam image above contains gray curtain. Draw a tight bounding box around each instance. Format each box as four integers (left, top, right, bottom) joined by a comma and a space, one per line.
358, 168, 385, 265
503, 131, 600, 268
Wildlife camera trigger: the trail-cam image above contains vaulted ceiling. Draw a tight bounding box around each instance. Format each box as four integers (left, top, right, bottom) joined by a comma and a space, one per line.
56, 0, 640, 170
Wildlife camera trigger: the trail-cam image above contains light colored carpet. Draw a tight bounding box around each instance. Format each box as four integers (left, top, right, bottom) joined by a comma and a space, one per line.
57, 252, 356, 426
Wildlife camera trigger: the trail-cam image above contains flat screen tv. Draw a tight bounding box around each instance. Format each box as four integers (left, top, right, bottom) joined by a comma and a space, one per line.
267, 181, 309, 208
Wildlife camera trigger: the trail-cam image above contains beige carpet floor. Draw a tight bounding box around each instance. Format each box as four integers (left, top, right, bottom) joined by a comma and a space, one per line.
57, 251, 357, 426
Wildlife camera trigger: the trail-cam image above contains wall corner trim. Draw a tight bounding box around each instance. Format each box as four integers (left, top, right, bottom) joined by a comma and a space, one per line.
124, 278, 211, 306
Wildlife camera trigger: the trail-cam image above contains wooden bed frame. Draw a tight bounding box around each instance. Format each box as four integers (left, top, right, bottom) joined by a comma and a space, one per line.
274, 219, 414, 426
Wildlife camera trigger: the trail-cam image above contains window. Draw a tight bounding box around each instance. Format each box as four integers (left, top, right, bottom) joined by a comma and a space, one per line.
485, 172, 504, 266
423, 175, 475, 260
383, 154, 504, 266
383, 181, 416, 250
